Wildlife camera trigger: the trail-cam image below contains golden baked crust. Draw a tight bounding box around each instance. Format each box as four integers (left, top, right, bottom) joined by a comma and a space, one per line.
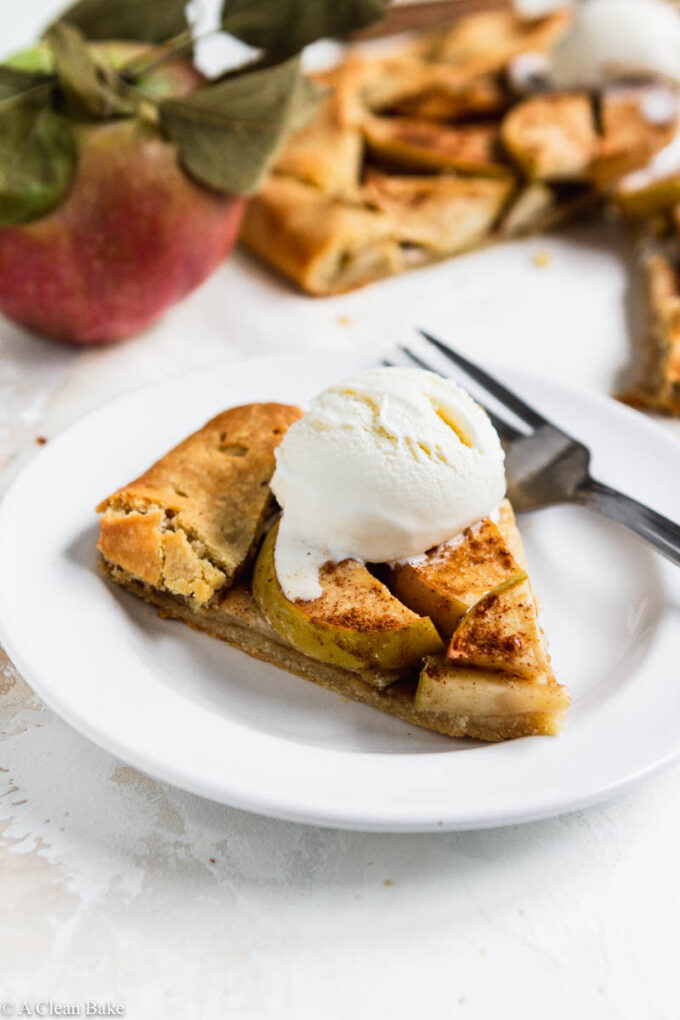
620, 251, 680, 415
271, 68, 364, 197
242, 175, 403, 295
97, 403, 302, 603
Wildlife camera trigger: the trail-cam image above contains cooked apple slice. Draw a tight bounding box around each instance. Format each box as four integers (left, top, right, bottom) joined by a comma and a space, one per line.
500, 181, 556, 235
426, 9, 569, 77
355, 52, 510, 121
447, 576, 550, 680
415, 657, 569, 737
387, 516, 523, 637
364, 171, 513, 254
592, 87, 678, 189
388, 73, 510, 122
253, 522, 444, 672
364, 115, 508, 176
502, 94, 598, 181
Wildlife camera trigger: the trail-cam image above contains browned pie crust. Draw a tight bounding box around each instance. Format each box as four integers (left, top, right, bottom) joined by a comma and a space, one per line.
619, 251, 680, 415
97, 403, 302, 603
241, 176, 403, 295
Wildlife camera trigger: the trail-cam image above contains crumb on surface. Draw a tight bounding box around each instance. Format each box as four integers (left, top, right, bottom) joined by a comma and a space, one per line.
383, 878, 393, 887
337, 315, 354, 326
36, 436, 48, 445
532, 249, 552, 268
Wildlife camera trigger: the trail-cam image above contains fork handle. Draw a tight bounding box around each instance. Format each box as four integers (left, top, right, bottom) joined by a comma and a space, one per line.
575, 477, 680, 567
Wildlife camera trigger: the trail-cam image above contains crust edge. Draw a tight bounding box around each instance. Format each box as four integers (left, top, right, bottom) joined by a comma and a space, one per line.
101, 558, 565, 742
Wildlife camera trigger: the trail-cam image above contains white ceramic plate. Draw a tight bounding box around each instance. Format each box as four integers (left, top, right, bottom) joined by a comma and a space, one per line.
1, 349, 680, 831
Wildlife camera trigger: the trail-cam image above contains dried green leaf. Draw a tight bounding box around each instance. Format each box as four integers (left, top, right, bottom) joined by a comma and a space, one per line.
0, 96, 76, 226
45, 23, 133, 118
221, 0, 389, 53
158, 56, 321, 195
46, 0, 189, 44
0, 66, 54, 103
4, 46, 57, 76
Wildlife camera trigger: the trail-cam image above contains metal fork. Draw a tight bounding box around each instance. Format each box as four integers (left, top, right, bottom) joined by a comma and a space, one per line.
385, 330, 680, 567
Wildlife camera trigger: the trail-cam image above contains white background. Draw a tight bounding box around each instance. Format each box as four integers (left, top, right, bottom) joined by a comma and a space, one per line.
2, 2, 680, 1017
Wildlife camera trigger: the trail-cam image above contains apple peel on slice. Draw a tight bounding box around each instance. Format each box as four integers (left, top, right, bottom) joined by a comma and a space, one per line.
446, 573, 552, 681
253, 521, 444, 674
387, 515, 522, 638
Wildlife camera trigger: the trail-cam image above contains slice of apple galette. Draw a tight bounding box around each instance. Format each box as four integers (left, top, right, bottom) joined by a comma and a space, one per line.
97, 369, 568, 743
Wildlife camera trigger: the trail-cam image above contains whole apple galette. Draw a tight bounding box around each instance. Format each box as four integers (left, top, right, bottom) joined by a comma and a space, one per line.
97, 368, 568, 742
241, 3, 680, 415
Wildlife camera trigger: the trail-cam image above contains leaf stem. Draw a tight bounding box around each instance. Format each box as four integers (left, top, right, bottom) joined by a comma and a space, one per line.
120, 28, 197, 78
0, 80, 54, 114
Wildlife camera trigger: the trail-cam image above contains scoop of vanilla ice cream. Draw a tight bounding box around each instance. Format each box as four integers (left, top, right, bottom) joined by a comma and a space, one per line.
271, 367, 506, 601
550, 0, 680, 90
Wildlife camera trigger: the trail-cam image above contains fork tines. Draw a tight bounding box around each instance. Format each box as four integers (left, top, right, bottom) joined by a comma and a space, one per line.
416, 330, 549, 432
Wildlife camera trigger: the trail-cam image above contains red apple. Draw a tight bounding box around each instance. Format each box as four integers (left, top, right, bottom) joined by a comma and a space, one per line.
0, 48, 246, 344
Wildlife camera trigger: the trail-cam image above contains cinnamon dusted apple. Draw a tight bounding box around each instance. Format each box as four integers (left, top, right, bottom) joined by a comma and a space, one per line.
446, 576, 550, 680
363, 115, 508, 176
253, 522, 444, 675
387, 511, 524, 637
364, 171, 514, 256
501, 93, 599, 181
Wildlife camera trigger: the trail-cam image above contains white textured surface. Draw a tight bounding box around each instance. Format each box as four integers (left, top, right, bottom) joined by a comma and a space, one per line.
4, 2, 680, 1017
